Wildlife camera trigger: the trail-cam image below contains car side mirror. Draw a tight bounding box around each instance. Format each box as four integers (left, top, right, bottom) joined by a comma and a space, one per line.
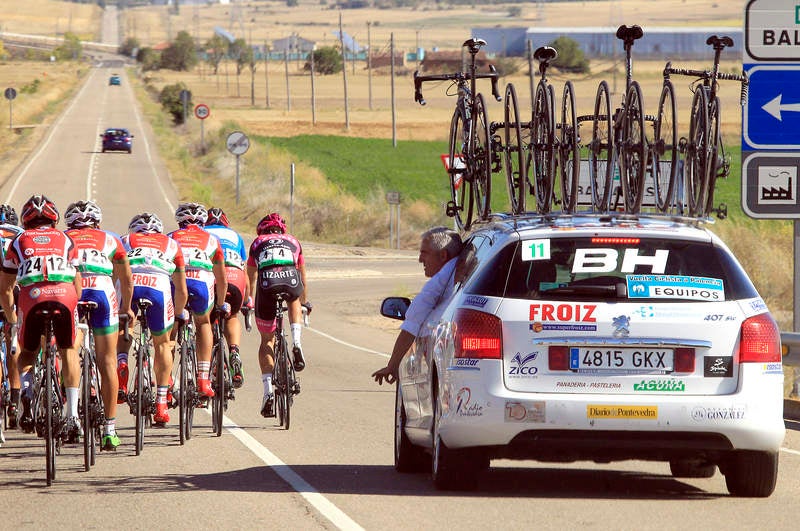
130, 134, 134, 138
381, 297, 411, 321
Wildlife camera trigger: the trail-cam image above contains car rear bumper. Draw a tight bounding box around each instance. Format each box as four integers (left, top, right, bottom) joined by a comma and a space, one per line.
440, 363, 786, 457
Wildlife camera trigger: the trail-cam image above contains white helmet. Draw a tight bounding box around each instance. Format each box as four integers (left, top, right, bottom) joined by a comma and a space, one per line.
175, 202, 208, 227
128, 212, 164, 234
65, 200, 102, 229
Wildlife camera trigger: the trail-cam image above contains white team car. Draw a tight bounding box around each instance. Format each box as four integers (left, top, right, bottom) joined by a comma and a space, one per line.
382, 214, 784, 496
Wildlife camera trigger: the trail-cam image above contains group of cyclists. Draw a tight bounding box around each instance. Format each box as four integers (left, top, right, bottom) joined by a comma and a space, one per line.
0, 194, 311, 453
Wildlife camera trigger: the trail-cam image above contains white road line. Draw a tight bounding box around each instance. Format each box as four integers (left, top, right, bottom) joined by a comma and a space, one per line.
4, 68, 98, 204
306, 326, 389, 357
781, 447, 800, 456
212, 412, 364, 531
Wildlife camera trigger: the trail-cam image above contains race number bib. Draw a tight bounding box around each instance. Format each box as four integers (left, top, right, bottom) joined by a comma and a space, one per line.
183, 247, 213, 271
127, 247, 176, 275
17, 255, 77, 286
79, 248, 114, 276
257, 245, 294, 268
224, 249, 245, 269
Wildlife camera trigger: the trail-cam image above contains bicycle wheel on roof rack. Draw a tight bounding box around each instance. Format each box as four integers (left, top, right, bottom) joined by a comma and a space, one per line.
620, 81, 647, 213
447, 108, 473, 231
590, 81, 613, 212
471, 93, 492, 223
532, 82, 555, 214
652, 80, 678, 212
503, 83, 526, 214
559, 81, 580, 213
704, 95, 722, 216
686, 87, 710, 217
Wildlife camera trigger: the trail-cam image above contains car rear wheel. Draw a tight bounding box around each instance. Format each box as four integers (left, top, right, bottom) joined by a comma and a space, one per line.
669, 458, 715, 478
431, 386, 487, 490
394, 384, 430, 473
722, 450, 778, 497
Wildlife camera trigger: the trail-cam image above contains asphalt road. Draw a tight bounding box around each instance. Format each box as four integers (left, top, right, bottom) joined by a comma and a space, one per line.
2, 36, 800, 531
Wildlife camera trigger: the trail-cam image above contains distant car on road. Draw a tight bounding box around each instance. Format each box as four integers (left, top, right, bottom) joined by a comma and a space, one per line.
109, 74, 121, 86
100, 128, 133, 153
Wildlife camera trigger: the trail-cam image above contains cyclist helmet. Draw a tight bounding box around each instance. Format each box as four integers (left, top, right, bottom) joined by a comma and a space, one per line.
175, 202, 208, 227
128, 212, 164, 234
257, 212, 287, 235
21, 194, 59, 229
0, 204, 19, 226
206, 207, 229, 227
64, 200, 102, 229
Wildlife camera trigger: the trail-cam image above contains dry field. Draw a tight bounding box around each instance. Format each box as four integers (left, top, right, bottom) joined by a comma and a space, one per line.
0, 0, 101, 41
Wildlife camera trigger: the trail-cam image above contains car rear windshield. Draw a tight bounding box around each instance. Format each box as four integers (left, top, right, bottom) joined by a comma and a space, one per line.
466, 236, 758, 302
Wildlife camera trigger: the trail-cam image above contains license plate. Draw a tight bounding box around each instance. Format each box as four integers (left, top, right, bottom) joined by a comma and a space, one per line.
569, 347, 674, 372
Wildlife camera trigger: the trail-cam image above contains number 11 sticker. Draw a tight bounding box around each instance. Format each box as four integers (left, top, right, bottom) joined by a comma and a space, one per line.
521, 239, 550, 261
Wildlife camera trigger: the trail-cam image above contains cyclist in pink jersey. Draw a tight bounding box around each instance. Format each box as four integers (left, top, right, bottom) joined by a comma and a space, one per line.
118, 213, 188, 425
64, 200, 134, 450
168, 203, 228, 400
0, 195, 82, 440
247, 213, 311, 417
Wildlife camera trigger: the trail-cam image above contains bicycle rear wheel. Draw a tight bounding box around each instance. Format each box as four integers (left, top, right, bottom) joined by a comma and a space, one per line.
653, 81, 678, 212
590, 81, 613, 211
45, 347, 56, 486
687, 88, 710, 217
211, 335, 228, 437
179, 339, 188, 445
447, 108, 473, 231
274, 337, 287, 426
532, 82, 555, 213
134, 344, 145, 456
282, 342, 292, 431
705, 95, 722, 215
503, 83, 526, 214
81, 348, 91, 471
620, 81, 647, 213
559, 81, 580, 213
471, 92, 492, 223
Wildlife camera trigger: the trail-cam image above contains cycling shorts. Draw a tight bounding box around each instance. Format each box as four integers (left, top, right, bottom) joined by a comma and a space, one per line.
80, 274, 119, 336
18, 282, 78, 351
131, 273, 174, 336
254, 272, 303, 334
224, 266, 246, 315
184, 269, 215, 316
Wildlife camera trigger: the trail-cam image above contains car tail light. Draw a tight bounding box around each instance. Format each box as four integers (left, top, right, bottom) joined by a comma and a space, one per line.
454, 308, 501, 359
674, 347, 695, 372
739, 312, 781, 363
548, 345, 569, 370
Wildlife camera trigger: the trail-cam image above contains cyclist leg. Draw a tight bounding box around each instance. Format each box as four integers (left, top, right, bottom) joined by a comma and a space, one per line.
52, 297, 80, 443
84, 285, 121, 448
224, 267, 246, 388
141, 283, 175, 425
186, 277, 215, 398
254, 293, 279, 417
5, 330, 20, 428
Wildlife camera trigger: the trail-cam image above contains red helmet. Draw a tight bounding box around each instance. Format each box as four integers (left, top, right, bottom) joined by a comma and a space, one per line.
206, 207, 229, 227
257, 213, 286, 235
21, 194, 59, 229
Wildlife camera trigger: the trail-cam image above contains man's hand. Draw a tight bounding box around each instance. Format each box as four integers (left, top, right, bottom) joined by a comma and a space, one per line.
371, 365, 397, 385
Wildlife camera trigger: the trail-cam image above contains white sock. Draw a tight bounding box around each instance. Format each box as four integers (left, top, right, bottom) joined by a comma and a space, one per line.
66, 387, 79, 418
262, 373, 272, 395
291, 323, 302, 348
198, 361, 210, 381
117, 352, 128, 365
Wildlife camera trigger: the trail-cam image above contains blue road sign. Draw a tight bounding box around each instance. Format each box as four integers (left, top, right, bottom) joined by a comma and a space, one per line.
744, 64, 800, 150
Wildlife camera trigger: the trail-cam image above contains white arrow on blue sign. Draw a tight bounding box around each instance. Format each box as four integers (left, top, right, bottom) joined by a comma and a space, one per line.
744, 64, 800, 149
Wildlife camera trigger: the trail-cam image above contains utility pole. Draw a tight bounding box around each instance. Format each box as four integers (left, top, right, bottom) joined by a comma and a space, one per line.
339, 12, 350, 130
367, 21, 373, 111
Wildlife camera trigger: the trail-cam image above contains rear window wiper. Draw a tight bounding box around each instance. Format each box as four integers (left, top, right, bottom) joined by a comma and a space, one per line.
543, 283, 626, 297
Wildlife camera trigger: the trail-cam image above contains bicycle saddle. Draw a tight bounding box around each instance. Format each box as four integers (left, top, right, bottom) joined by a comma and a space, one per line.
706, 35, 734, 49
534, 46, 558, 62
463, 38, 487, 53
616, 24, 643, 42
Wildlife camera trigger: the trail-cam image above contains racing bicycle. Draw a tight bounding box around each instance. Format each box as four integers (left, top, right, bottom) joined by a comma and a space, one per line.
663, 35, 747, 217
77, 301, 104, 470
271, 294, 300, 430
210, 306, 233, 437
175, 309, 199, 444
128, 298, 155, 456
414, 37, 500, 231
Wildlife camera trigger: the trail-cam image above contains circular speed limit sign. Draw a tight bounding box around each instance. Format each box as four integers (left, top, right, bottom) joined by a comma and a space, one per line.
194, 103, 210, 120
226, 131, 250, 155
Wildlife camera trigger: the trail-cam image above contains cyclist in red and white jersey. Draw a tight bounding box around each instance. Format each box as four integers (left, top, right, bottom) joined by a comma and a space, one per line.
168, 203, 228, 400
203, 207, 249, 388
0, 195, 82, 440
247, 213, 311, 417
118, 213, 188, 425
0, 205, 22, 429
64, 200, 134, 450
